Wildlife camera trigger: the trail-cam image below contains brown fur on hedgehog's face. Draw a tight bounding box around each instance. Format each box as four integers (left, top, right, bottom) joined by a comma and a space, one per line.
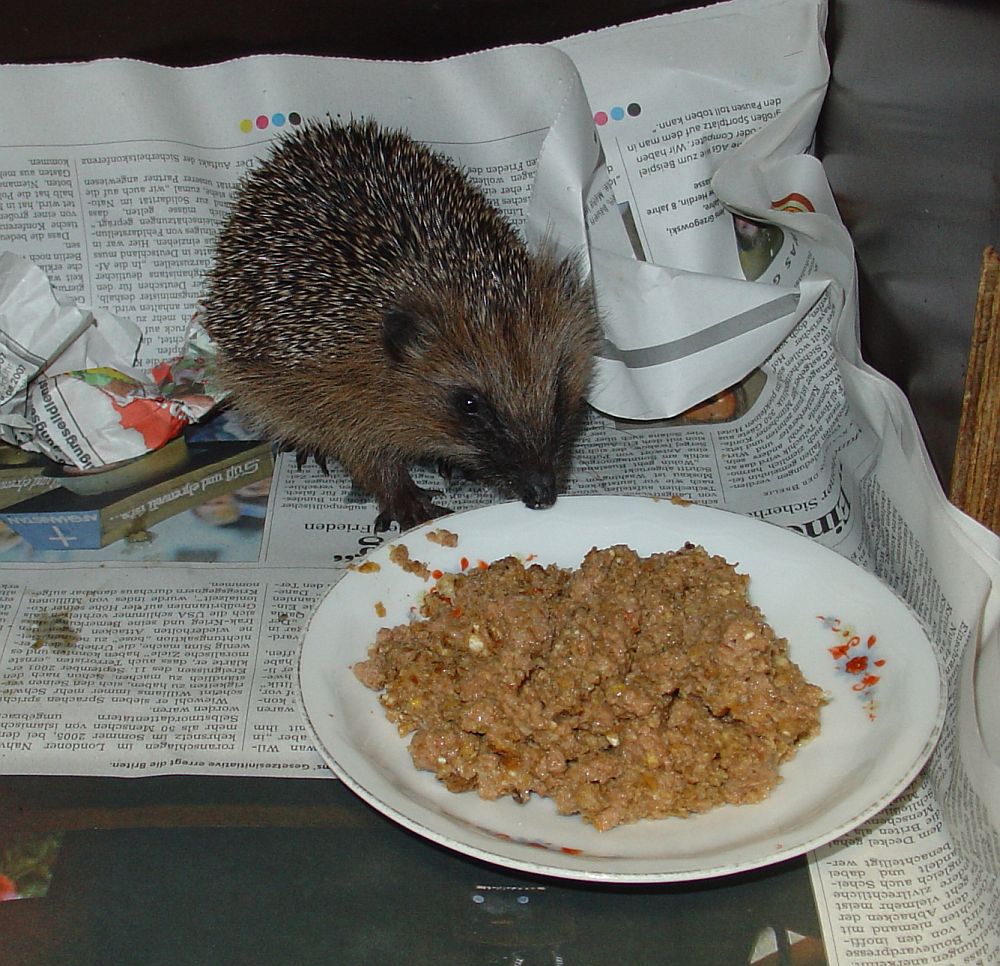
380, 251, 601, 508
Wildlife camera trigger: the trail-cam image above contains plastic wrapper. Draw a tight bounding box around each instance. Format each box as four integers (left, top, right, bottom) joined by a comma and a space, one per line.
0, 251, 224, 473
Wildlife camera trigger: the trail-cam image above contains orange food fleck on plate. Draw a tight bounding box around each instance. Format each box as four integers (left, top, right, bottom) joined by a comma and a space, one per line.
852, 674, 880, 691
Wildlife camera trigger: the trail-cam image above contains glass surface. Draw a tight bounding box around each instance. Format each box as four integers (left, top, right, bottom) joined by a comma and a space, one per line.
1, 776, 828, 965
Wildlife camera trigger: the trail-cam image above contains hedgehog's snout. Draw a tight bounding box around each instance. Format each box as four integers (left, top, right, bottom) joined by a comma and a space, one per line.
518, 469, 557, 510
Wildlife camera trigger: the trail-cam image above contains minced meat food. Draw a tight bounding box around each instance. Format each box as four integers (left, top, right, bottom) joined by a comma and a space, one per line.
353, 543, 824, 831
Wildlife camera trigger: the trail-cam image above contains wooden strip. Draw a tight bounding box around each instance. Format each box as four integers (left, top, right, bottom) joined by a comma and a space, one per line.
950, 246, 1000, 535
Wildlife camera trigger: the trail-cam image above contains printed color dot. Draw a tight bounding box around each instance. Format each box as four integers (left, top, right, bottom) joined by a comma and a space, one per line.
610, 106, 625, 121
240, 110, 302, 133
594, 111, 609, 126
627, 102, 641, 117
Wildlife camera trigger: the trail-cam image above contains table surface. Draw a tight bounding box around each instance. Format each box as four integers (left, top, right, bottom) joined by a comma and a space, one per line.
1, 774, 828, 965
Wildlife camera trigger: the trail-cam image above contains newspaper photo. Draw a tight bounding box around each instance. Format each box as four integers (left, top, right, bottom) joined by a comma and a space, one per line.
0, 0, 997, 961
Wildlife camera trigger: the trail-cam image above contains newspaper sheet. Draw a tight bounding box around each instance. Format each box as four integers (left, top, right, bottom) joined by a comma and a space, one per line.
0, 0, 997, 961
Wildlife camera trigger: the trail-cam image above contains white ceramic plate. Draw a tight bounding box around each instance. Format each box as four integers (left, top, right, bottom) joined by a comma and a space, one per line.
297, 496, 945, 883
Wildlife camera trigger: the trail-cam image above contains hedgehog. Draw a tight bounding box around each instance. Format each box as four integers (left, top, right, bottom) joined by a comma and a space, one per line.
201, 118, 601, 531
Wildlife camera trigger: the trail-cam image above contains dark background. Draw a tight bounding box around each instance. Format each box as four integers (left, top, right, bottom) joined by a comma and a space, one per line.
3, 0, 999, 483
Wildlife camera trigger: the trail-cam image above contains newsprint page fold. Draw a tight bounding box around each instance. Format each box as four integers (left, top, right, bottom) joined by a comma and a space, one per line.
0, 0, 997, 961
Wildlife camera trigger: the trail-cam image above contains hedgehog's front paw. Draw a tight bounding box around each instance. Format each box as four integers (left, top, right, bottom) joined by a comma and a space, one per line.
375, 483, 450, 533
279, 442, 331, 474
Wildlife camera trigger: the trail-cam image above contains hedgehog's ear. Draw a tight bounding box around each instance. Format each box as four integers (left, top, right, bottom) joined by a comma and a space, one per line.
534, 247, 587, 302
555, 252, 587, 299
382, 307, 423, 364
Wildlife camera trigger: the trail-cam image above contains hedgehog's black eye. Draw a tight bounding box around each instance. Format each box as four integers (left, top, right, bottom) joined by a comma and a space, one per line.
454, 390, 481, 417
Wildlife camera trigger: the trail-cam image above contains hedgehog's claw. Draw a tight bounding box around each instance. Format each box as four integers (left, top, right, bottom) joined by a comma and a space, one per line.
436, 459, 475, 489
375, 504, 450, 534
280, 442, 330, 474
436, 458, 454, 486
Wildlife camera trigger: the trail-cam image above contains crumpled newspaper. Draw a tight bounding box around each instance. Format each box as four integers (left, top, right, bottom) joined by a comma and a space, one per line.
0, 251, 224, 470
